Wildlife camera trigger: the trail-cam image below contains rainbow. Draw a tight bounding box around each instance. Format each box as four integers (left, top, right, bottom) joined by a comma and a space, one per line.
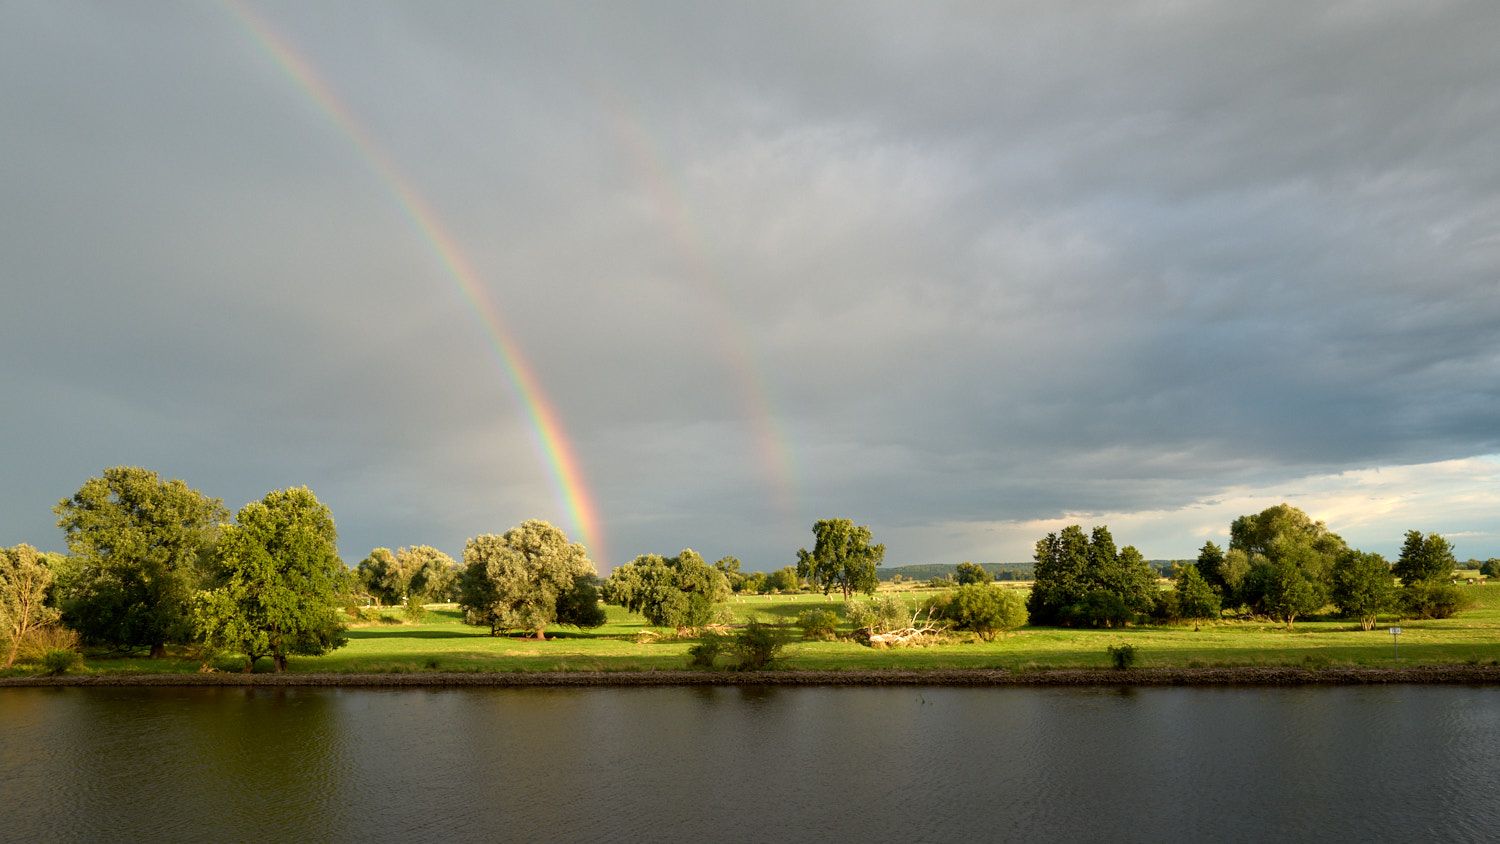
220, 1, 607, 564
590, 82, 805, 528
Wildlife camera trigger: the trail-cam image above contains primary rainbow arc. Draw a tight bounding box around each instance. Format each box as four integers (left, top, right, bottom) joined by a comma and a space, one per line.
223, 0, 606, 564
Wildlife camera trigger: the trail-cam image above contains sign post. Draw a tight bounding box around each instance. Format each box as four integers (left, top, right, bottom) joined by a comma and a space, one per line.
1390, 626, 1402, 661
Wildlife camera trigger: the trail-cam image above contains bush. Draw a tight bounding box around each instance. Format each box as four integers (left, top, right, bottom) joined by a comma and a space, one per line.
14, 626, 81, 664
924, 585, 1026, 641
1401, 582, 1473, 620
403, 596, 428, 623
687, 634, 729, 668
1106, 643, 1138, 670
844, 595, 911, 638
796, 609, 839, 640
730, 619, 789, 670
41, 649, 83, 676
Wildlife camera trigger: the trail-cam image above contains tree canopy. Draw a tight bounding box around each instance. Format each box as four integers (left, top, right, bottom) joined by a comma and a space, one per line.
1029, 525, 1156, 626
796, 518, 885, 600
1172, 563, 1221, 620
603, 549, 730, 632
954, 562, 993, 585
1393, 530, 1457, 585
53, 466, 227, 657
357, 545, 458, 605
1225, 503, 1347, 616
193, 487, 349, 672
457, 520, 601, 639
1331, 549, 1395, 631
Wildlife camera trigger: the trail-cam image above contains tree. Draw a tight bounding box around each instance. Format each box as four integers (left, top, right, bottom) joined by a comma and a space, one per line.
456, 520, 600, 639
603, 549, 729, 633
554, 574, 608, 630
1482, 559, 1500, 578
359, 545, 459, 605
1195, 541, 1228, 593
1230, 503, 1346, 561
740, 571, 768, 594
927, 584, 1026, 640
2, 544, 63, 667
714, 556, 748, 592
1261, 558, 1321, 629
796, 519, 885, 600
1172, 563, 1221, 621
766, 566, 800, 593
1029, 526, 1091, 624
54, 466, 228, 658
356, 548, 402, 605
1109, 545, 1159, 614
1393, 530, 1457, 585
193, 487, 349, 672
1029, 525, 1154, 625
1330, 550, 1395, 631
955, 562, 993, 585
1227, 504, 1346, 613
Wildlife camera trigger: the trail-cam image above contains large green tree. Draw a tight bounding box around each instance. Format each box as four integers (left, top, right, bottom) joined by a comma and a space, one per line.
1029, 526, 1091, 623
193, 487, 349, 672
2, 544, 63, 667
1392, 531, 1457, 585
54, 466, 228, 657
604, 549, 730, 632
1259, 557, 1322, 629
1330, 549, 1396, 631
1172, 563, 1221, 620
357, 545, 458, 605
457, 520, 602, 639
796, 519, 885, 600
1029, 525, 1155, 626
955, 562, 993, 585
1227, 503, 1347, 613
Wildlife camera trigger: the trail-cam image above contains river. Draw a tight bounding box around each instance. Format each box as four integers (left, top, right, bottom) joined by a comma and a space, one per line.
2, 685, 1496, 842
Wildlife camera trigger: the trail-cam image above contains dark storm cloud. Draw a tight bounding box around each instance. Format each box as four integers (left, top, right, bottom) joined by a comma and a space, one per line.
3, 1, 1498, 567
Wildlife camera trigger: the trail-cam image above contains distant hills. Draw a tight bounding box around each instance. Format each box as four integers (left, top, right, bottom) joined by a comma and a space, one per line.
879, 563, 1033, 581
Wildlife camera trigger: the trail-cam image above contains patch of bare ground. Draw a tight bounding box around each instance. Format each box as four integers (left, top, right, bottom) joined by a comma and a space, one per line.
6, 665, 1500, 688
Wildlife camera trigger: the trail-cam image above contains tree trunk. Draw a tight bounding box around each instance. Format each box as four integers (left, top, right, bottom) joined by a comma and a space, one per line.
273, 654, 287, 672
150, 643, 167, 660
530, 628, 548, 641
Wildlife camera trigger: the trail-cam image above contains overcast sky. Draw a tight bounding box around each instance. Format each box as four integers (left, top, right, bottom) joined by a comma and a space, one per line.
4, 1, 1498, 572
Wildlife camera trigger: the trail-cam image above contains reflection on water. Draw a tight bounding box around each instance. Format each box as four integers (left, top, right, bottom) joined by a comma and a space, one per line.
3, 684, 1498, 842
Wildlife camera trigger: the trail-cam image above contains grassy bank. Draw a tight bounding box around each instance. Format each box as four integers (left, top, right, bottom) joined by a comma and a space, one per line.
7, 584, 1500, 678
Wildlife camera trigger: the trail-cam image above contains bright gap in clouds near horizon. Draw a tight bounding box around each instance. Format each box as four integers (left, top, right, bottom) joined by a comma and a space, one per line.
1, 2, 1497, 571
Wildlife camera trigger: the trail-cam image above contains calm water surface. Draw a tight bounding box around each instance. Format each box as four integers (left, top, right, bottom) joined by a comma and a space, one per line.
2, 684, 1497, 842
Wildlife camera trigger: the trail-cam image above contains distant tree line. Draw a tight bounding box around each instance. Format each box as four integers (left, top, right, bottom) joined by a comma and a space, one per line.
1025, 502, 1476, 630
8, 468, 1487, 674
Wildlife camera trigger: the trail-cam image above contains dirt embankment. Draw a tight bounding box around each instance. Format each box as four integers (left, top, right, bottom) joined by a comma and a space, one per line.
5, 665, 1500, 688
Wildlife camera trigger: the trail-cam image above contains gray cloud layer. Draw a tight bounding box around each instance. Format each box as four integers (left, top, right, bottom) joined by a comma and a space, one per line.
4, 2, 1498, 568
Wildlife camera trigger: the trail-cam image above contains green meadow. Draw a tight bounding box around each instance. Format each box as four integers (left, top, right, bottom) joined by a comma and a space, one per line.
16, 582, 1500, 677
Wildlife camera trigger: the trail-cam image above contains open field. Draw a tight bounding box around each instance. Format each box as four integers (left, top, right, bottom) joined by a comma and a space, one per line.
6, 581, 1500, 679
